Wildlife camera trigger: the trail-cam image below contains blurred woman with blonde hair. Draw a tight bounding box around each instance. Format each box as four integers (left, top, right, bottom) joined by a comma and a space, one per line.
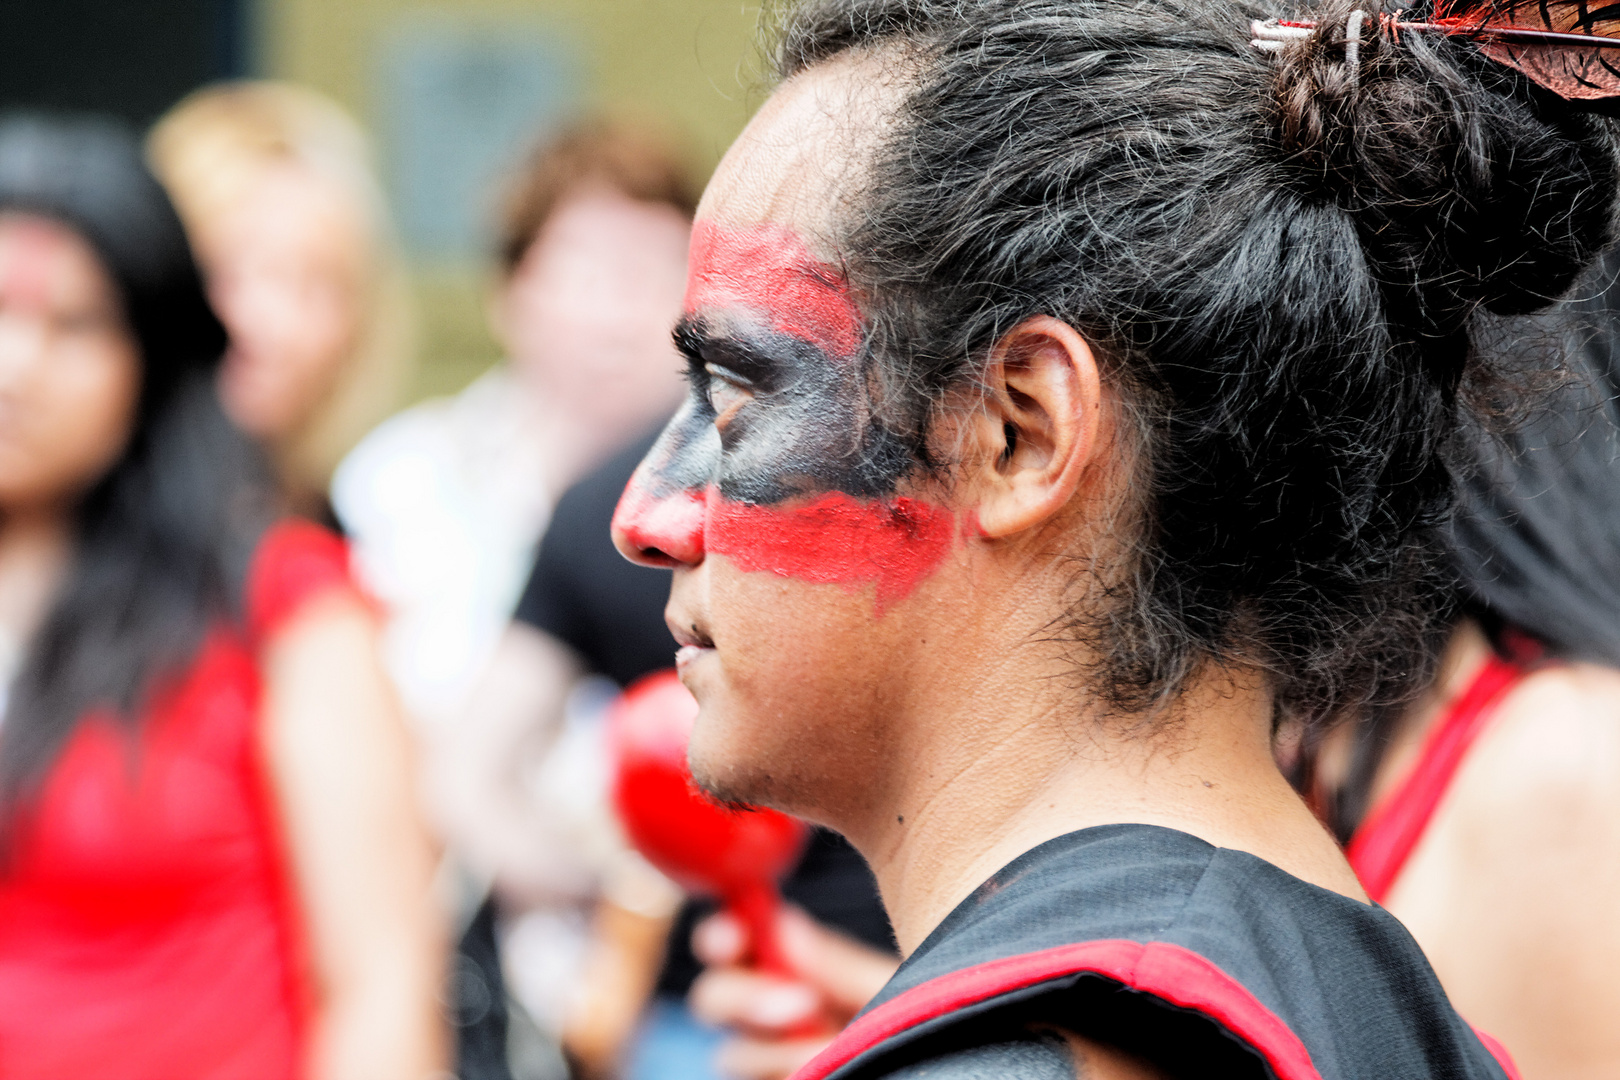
149, 81, 412, 516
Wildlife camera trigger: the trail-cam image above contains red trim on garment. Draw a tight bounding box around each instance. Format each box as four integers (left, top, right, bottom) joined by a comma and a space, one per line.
245, 518, 367, 646
787, 939, 1323, 1080
1471, 1026, 1523, 1080
1346, 652, 1527, 905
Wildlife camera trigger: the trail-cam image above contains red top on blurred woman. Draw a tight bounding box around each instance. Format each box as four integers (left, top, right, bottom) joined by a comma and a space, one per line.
0, 521, 351, 1080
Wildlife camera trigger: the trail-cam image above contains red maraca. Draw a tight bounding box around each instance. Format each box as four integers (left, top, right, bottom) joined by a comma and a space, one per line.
608, 669, 808, 975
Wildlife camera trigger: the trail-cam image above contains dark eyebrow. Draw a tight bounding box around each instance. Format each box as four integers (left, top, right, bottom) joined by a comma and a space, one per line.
673, 317, 707, 362
671, 316, 786, 389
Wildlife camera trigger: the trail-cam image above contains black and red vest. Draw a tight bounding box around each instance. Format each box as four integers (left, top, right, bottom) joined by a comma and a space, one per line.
790, 825, 1518, 1080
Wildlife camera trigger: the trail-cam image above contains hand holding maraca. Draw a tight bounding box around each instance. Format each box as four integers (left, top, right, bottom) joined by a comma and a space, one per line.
689, 905, 898, 1080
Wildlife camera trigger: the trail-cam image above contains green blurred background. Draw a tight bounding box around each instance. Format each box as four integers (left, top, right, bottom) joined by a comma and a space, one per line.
0, 0, 763, 401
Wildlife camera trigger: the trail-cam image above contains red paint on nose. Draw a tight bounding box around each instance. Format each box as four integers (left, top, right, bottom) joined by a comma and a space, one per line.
612, 478, 706, 567
685, 222, 863, 359
709, 492, 956, 612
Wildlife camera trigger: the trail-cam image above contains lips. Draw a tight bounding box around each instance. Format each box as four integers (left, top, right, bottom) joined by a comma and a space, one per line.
670, 622, 715, 650
669, 614, 716, 674
673, 632, 714, 675
674, 643, 711, 674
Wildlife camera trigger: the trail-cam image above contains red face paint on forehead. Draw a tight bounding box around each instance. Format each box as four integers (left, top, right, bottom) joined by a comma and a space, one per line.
0, 218, 74, 313
685, 221, 864, 359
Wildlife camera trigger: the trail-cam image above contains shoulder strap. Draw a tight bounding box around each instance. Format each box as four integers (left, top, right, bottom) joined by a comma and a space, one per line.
1347, 652, 1527, 904
244, 518, 360, 646
787, 940, 1322, 1080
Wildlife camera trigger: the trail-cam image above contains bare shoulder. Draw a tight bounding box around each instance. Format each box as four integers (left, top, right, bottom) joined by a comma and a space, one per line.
1392, 662, 1620, 1075
1445, 661, 1620, 855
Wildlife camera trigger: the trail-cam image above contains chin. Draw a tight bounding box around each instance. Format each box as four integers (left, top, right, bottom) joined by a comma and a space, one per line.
680, 584, 896, 829
687, 701, 785, 811
685, 681, 825, 817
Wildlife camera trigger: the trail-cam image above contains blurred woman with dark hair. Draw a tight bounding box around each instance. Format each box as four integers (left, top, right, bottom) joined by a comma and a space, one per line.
1308, 254, 1620, 1079
0, 114, 445, 1080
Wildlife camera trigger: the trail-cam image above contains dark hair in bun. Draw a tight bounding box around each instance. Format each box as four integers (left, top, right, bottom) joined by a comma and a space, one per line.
768, 0, 1619, 727
1273, 0, 1617, 324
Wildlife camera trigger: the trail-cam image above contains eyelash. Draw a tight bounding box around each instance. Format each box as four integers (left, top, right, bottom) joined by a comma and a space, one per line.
682, 351, 710, 392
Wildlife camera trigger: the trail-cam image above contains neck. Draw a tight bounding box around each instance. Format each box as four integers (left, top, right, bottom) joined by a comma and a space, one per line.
841, 616, 1365, 955
0, 505, 71, 647
495, 372, 598, 495
1425, 619, 1493, 710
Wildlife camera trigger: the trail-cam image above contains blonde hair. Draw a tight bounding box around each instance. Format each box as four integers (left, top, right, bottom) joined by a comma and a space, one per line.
148, 81, 414, 501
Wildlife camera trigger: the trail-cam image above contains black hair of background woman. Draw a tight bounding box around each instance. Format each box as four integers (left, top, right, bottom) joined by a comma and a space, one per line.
0, 113, 273, 828
1329, 249, 1620, 838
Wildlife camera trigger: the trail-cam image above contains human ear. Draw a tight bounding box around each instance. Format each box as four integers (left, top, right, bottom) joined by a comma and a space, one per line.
967, 315, 1104, 539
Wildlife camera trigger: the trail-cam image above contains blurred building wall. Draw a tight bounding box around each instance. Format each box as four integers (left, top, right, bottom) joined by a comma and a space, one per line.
0, 0, 250, 126
262, 0, 763, 402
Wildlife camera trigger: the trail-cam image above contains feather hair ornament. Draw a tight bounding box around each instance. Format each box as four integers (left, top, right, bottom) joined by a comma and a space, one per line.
1251, 0, 1620, 100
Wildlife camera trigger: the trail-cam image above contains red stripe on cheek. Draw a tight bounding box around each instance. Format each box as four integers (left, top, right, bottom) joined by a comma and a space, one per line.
707, 492, 955, 612
685, 222, 863, 358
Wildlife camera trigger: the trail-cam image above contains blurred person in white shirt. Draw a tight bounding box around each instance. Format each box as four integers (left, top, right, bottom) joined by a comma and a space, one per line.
332, 120, 693, 736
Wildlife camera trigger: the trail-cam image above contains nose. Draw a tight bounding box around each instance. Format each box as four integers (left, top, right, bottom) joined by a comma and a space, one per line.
612, 467, 706, 568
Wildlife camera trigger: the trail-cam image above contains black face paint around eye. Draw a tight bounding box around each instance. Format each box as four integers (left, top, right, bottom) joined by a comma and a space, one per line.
613, 221, 962, 612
